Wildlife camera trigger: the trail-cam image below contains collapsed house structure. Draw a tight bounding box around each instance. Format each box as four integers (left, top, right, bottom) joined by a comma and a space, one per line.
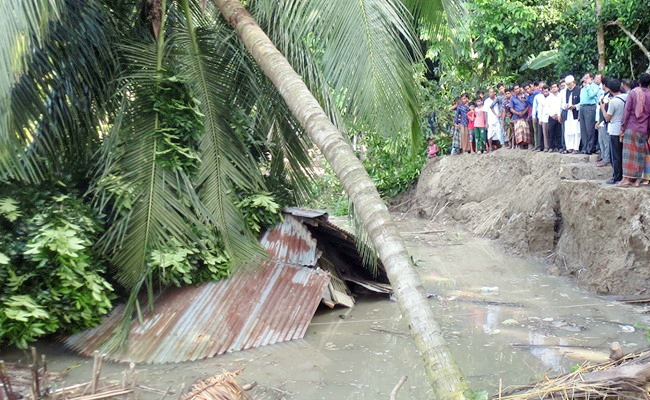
65, 208, 390, 363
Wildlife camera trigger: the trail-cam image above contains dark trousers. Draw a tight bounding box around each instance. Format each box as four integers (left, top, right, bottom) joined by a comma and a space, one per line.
579, 104, 597, 153
610, 134, 623, 182
548, 118, 563, 150
535, 122, 545, 149
529, 120, 538, 148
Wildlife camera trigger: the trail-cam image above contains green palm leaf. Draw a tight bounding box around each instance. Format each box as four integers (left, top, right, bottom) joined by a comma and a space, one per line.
9, 1, 119, 184
0, 1, 59, 182
172, 7, 266, 265
252, 0, 421, 138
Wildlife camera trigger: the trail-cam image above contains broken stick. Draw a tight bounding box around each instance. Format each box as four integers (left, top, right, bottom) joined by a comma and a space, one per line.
389, 375, 408, 400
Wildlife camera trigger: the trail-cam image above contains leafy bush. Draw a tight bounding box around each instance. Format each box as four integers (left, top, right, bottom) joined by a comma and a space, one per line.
0, 185, 114, 348
362, 131, 427, 198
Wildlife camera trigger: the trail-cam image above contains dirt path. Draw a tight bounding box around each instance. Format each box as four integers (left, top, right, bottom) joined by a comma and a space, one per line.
2, 215, 649, 399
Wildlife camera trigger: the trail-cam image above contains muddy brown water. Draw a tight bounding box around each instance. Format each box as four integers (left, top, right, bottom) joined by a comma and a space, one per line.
2, 215, 650, 399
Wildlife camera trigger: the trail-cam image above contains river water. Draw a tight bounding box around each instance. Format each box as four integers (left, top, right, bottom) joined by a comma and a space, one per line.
2, 215, 649, 399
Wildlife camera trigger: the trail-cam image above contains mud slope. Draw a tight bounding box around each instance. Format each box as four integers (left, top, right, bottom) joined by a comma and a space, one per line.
415, 150, 650, 295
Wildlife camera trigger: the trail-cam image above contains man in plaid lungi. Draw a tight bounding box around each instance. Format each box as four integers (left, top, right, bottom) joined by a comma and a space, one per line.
619, 73, 650, 187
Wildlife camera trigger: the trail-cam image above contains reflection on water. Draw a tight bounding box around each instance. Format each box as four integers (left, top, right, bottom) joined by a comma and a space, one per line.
528, 331, 563, 372
2, 216, 649, 399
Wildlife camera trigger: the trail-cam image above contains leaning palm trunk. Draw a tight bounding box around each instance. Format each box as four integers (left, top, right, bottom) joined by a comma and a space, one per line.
212, 1, 468, 398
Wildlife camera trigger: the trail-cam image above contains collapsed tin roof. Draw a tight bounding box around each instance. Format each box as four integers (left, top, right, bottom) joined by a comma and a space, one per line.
65, 208, 390, 363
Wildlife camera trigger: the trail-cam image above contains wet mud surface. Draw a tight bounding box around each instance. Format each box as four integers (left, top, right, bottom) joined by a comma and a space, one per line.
2, 215, 650, 399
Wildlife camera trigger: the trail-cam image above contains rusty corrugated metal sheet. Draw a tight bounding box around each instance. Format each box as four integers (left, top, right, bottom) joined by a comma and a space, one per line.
260, 215, 319, 266
64, 215, 329, 364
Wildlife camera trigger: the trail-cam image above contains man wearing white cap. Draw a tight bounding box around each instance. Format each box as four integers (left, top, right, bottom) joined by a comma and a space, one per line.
561, 75, 582, 153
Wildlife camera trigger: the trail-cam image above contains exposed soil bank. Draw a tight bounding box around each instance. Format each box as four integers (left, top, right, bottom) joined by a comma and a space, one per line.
415, 150, 650, 295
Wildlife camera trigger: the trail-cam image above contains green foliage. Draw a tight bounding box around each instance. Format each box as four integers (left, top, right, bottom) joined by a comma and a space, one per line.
236, 193, 282, 235
305, 161, 350, 216
149, 74, 203, 175
553, 1, 598, 76
150, 238, 230, 287
0, 185, 114, 349
520, 50, 560, 71
362, 130, 427, 198
467, 0, 562, 80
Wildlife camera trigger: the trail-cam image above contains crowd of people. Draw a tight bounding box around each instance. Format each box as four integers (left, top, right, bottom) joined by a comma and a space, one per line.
428, 72, 650, 187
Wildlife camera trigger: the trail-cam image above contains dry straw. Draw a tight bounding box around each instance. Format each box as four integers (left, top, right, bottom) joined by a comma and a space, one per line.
497, 348, 650, 400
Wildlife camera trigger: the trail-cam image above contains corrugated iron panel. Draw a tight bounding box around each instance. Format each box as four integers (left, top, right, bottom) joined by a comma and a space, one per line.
283, 207, 328, 219
64, 214, 330, 364
65, 263, 329, 363
260, 214, 319, 266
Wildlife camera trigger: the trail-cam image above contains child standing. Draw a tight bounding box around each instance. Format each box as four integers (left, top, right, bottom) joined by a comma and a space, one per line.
427, 138, 439, 158
468, 102, 477, 154
455, 93, 471, 154
474, 99, 487, 153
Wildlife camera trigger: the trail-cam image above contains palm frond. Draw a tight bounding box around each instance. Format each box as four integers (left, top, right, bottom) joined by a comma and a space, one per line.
402, 0, 466, 37
251, 0, 421, 139
349, 202, 379, 277
1, 0, 119, 184
249, 0, 347, 136
0, 1, 59, 181
172, 9, 266, 265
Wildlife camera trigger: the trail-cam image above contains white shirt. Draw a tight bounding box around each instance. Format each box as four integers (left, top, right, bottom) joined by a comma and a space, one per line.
546, 92, 563, 121
532, 92, 544, 119
483, 97, 500, 125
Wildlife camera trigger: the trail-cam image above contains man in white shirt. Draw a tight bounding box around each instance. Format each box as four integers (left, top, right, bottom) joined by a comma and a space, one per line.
537, 85, 552, 151
561, 75, 581, 153
547, 83, 563, 152
483, 88, 502, 150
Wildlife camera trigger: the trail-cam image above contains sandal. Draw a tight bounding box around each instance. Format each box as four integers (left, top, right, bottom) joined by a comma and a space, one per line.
617, 180, 638, 188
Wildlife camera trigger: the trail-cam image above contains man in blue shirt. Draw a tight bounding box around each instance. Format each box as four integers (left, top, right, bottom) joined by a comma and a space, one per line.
511, 91, 530, 148
579, 72, 600, 154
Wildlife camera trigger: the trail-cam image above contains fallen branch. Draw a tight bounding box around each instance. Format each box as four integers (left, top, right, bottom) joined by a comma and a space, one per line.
370, 327, 410, 338
390, 376, 408, 400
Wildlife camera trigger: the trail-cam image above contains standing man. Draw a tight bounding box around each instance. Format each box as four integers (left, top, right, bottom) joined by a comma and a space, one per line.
559, 78, 567, 152
579, 72, 600, 154
547, 83, 563, 152
485, 88, 502, 151
562, 75, 582, 154
602, 79, 627, 184
619, 73, 650, 186
511, 89, 530, 148
537, 85, 551, 151
525, 82, 538, 149
532, 81, 547, 150
596, 76, 611, 166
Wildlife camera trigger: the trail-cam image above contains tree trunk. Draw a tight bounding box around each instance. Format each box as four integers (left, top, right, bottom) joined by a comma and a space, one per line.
595, 0, 606, 71
211, 1, 469, 399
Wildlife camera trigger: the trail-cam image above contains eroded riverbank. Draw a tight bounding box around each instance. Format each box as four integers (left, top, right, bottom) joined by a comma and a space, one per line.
2, 215, 649, 399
